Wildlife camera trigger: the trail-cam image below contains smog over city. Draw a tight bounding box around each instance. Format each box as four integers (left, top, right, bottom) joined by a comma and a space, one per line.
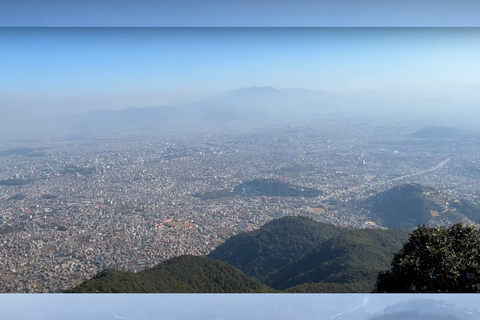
0, 28, 479, 293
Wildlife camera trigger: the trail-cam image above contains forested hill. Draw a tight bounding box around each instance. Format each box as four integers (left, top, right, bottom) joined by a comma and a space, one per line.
66, 216, 412, 293
209, 216, 410, 292
66, 255, 275, 293
265, 228, 410, 290
368, 184, 480, 229
208, 216, 341, 281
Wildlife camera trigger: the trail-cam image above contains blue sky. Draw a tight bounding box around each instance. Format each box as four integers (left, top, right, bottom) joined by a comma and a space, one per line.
0, 28, 479, 113
1, 0, 480, 27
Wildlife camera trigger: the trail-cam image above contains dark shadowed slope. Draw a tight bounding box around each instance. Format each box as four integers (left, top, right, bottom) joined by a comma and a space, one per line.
266, 228, 410, 291
209, 216, 410, 292
208, 216, 340, 281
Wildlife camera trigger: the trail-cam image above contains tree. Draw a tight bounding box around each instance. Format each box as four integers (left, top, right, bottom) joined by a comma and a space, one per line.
374, 223, 480, 293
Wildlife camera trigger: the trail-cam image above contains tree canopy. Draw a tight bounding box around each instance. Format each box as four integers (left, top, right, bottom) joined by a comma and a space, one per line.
375, 223, 480, 293
66, 255, 275, 293
208, 216, 340, 281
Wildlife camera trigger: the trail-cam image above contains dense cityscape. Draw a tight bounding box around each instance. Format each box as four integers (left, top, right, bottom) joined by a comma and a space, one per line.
0, 122, 479, 292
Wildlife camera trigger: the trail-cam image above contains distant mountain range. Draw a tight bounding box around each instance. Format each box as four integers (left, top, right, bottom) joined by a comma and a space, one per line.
52, 86, 359, 134
2, 85, 475, 139
67, 85, 480, 130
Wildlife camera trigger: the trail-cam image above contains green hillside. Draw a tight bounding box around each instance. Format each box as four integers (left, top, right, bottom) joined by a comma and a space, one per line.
66, 208, 479, 293
66, 255, 275, 293
369, 184, 479, 229
209, 216, 410, 292
233, 178, 323, 197
285, 281, 374, 293
208, 216, 341, 281
68, 216, 409, 293
265, 228, 410, 291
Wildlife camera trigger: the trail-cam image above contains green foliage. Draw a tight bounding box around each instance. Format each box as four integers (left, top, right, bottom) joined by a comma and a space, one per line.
375, 223, 480, 293
66, 255, 275, 293
233, 178, 323, 197
369, 184, 479, 228
210, 216, 409, 293
208, 216, 340, 281
285, 281, 373, 293
370, 184, 434, 228
195, 178, 323, 200
67, 217, 480, 294
193, 190, 233, 200
266, 228, 409, 290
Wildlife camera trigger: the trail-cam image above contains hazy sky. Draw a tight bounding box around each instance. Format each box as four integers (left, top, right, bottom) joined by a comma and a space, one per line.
1, 0, 480, 27
1, 28, 479, 114
1, 294, 479, 319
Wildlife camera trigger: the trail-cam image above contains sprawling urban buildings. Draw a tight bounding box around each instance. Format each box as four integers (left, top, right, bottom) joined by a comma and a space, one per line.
0, 123, 479, 292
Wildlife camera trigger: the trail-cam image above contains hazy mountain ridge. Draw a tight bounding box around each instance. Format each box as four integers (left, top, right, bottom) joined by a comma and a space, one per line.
4, 85, 476, 138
